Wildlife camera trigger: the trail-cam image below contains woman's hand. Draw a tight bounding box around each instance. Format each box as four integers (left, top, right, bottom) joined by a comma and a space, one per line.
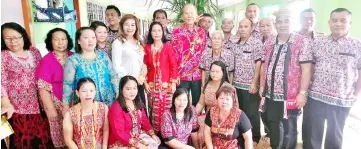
144, 83, 151, 94
1, 103, 14, 119
151, 135, 161, 144
47, 108, 59, 121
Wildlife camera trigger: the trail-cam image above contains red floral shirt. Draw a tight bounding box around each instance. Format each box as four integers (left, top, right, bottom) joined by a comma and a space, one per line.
171, 24, 207, 81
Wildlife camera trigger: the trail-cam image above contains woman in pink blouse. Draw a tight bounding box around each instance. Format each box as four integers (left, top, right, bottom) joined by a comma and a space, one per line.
108, 75, 161, 149
160, 88, 199, 149
36, 28, 73, 148
1, 22, 53, 148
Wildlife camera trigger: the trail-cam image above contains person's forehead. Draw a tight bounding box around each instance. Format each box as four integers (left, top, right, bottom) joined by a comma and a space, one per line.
183, 5, 196, 13
155, 12, 166, 17
247, 5, 259, 11
331, 11, 350, 18
222, 18, 233, 24
106, 9, 117, 13
239, 19, 252, 25
276, 15, 291, 21
260, 19, 272, 25
301, 11, 315, 17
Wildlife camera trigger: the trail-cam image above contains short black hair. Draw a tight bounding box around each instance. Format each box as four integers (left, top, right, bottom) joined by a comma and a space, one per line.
330, 8, 352, 19
90, 21, 107, 30
1, 22, 31, 50
74, 27, 94, 53
44, 28, 73, 52
146, 22, 167, 44
202, 13, 212, 18
247, 3, 260, 10
117, 76, 144, 112
152, 9, 168, 21
106, 5, 121, 16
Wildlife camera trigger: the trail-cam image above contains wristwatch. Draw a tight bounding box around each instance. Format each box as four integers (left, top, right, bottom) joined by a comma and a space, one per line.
300, 90, 308, 96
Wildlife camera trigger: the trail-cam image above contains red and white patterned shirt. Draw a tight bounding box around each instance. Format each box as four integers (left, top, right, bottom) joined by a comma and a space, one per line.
1, 47, 42, 114
309, 35, 361, 107
171, 24, 207, 81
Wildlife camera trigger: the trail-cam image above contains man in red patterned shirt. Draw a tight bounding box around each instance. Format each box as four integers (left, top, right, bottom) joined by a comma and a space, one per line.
171, 4, 207, 106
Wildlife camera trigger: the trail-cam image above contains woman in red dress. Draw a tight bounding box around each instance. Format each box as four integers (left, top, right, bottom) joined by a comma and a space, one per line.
143, 22, 177, 134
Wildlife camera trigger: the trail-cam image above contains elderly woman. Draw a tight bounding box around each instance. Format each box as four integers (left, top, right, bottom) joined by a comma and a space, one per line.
204, 84, 253, 149
199, 30, 235, 88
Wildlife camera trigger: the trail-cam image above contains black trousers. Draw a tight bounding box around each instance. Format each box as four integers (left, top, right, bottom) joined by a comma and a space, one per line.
266, 99, 299, 149
237, 88, 261, 143
302, 98, 350, 149
178, 80, 202, 106
261, 106, 270, 137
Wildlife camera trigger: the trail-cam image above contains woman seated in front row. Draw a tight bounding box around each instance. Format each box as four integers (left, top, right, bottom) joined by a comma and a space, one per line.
204, 84, 253, 149
108, 75, 161, 149
160, 88, 199, 149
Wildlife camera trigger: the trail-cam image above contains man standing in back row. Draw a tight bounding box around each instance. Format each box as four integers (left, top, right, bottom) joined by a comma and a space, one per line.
303, 8, 361, 149
245, 3, 263, 40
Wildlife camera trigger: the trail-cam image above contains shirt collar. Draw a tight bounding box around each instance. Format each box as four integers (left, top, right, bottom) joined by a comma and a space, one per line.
271, 33, 297, 45
329, 33, 350, 45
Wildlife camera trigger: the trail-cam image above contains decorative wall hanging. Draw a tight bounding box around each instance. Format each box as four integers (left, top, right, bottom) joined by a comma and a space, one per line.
32, 0, 65, 22
86, 1, 105, 25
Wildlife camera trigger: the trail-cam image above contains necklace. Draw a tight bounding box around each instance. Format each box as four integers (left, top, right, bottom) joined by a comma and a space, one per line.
78, 102, 97, 149
151, 44, 163, 53
126, 102, 139, 136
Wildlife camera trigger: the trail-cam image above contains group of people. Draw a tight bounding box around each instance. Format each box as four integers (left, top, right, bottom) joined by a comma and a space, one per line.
1, 2, 360, 149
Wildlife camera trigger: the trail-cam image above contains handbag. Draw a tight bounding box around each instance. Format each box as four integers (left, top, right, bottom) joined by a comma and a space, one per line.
1, 115, 14, 139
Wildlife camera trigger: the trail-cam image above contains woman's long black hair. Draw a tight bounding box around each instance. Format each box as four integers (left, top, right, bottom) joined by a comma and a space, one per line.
203, 61, 229, 93
117, 75, 144, 112
170, 88, 193, 123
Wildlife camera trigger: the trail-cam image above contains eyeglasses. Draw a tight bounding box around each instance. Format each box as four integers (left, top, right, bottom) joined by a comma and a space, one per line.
4, 36, 23, 43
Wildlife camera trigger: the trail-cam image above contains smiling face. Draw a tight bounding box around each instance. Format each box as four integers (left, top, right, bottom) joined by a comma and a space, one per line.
199, 16, 212, 31
211, 32, 223, 49
123, 18, 137, 37
182, 4, 197, 25
246, 5, 260, 23
76, 82, 96, 102
221, 18, 234, 33
174, 93, 188, 113
275, 15, 292, 35
122, 79, 138, 101
217, 92, 233, 111
77, 29, 97, 52
329, 11, 351, 37
94, 26, 108, 43
210, 64, 223, 81
260, 18, 276, 37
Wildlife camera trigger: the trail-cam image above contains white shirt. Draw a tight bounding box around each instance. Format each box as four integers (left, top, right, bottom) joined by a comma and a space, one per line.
112, 39, 144, 79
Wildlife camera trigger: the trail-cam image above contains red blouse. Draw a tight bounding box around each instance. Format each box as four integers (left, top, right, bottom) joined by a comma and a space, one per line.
143, 43, 177, 84
108, 101, 155, 147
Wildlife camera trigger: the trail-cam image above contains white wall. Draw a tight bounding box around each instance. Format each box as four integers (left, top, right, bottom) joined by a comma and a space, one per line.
1, 0, 25, 26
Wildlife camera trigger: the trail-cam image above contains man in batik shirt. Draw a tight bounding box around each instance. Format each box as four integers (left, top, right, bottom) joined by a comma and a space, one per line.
105, 5, 121, 43
172, 4, 207, 106
221, 18, 239, 51
299, 8, 324, 41
259, 8, 312, 149
232, 19, 264, 146
199, 13, 213, 49
303, 8, 361, 149
245, 3, 262, 40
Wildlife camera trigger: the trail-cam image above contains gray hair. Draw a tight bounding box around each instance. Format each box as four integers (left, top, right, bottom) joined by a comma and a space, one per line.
210, 30, 224, 40
273, 8, 292, 18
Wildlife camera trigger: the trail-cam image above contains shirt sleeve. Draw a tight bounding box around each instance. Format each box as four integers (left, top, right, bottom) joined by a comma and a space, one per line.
227, 50, 235, 72
168, 45, 178, 82
199, 50, 207, 70
141, 108, 155, 136
1, 54, 8, 97
299, 37, 313, 64
36, 57, 52, 92
356, 42, 361, 69
160, 111, 174, 142
254, 40, 265, 63
112, 39, 127, 78
104, 53, 119, 97
63, 56, 76, 105
204, 110, 212, 127
108, 102, 139, 146
238, 111, 252, 133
